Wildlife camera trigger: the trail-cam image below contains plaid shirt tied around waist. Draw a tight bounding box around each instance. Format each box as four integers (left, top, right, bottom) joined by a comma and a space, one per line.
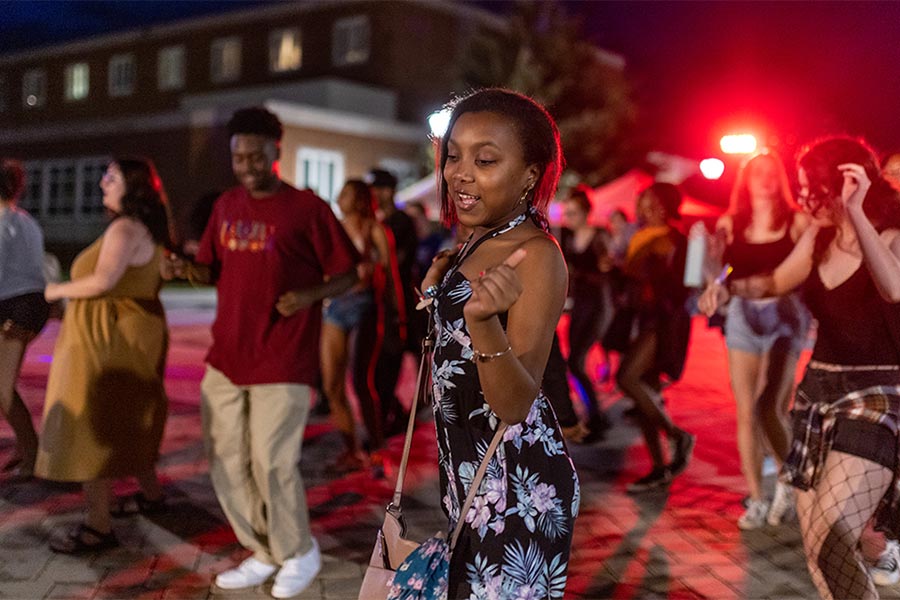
783, 367, 900, 537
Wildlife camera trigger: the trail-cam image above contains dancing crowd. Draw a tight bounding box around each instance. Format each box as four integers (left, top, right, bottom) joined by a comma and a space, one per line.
3, 91, 900, 599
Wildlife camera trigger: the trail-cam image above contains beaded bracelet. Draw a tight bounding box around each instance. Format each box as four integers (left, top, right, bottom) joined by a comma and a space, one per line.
422, 285, 439, 299
471, 345, 512, 363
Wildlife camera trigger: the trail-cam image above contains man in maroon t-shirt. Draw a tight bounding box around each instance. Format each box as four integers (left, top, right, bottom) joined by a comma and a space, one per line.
188, 108, 359, 598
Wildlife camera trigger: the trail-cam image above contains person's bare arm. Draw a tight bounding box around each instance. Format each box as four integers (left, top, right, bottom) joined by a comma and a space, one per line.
464, 236, 567, 424
790, 211, 811, 242
275, 269, 359, 317
371, 223, 391, 269
840, 163, 900, 302
161, 253, 214, 285
45, 219, 150, 301
698, 224, 817, 316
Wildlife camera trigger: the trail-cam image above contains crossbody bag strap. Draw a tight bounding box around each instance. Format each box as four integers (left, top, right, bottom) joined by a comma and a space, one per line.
391, 336, 433, 508
450, 422, 508, 552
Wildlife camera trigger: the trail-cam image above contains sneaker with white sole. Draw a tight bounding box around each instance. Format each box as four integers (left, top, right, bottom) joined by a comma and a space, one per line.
271, 539, 322, 598
871, 539, 900, 586
738, 499, 770, 530
215, 556, 277, 590
767, 481, 795, 526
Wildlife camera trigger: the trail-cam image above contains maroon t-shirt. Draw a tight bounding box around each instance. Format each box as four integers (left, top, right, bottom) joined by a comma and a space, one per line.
195, 183, 359, 386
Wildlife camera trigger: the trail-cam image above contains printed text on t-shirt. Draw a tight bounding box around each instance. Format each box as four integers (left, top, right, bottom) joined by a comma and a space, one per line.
218, 220, 275, 253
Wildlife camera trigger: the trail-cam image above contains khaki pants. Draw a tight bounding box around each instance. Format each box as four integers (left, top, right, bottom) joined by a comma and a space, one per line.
201, 365, 313, 565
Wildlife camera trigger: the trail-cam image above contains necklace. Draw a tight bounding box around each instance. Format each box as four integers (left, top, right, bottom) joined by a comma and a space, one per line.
455, 211, 529, 267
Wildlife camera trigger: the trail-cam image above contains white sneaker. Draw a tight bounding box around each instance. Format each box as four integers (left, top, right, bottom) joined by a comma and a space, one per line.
271, 539, 322, 598
738, 499, 770, 530
767, 481, 795, 526
871, 540, 900, 586
215, 556, 277, 590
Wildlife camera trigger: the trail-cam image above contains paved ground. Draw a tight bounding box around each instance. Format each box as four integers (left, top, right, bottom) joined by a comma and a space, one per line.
1, 288, 898, 599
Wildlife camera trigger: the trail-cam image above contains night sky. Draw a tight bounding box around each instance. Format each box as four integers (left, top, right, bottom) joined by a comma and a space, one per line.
3, 0, 900, 161
576, 1, 900, 160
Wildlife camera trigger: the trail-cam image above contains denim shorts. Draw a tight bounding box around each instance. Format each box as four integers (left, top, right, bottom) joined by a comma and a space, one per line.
725, 295, 809, 355
323, 289, 373, 332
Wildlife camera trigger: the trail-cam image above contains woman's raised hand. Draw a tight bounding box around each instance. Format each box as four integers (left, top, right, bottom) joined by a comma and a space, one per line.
464, 248, 527, 323
838, 162, 872, 212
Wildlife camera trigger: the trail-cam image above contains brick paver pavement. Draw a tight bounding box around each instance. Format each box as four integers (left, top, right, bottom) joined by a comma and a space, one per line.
1, 288, 898, 599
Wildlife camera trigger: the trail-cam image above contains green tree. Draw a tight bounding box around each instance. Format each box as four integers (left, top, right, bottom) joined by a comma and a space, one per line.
458, 1, 639, 186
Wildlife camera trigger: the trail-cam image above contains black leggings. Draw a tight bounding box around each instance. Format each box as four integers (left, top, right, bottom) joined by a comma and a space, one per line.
567, 295, 604, 415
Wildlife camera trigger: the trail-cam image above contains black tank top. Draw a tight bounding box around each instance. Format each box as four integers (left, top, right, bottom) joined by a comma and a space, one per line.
804, 263, 900, 365
724, 230, 795, 279
560, 228, 606, 295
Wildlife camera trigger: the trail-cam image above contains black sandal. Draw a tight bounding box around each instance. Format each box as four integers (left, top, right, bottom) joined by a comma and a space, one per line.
49, 523, 119, 554
110, 492, 167, 517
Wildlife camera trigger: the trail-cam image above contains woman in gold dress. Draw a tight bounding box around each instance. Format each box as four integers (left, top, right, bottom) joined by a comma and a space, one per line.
37, 157, 172, 553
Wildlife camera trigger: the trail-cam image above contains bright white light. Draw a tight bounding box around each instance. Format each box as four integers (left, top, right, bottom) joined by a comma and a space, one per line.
720, 134, 757, 154
428, 109, 452, 138
699, 158, 725, 180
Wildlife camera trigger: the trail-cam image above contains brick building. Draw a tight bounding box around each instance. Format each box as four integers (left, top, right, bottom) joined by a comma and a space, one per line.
0, 0, 504, 251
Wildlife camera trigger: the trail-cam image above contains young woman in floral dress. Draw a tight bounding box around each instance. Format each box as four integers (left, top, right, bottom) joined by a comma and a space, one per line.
420, 88, 579, 599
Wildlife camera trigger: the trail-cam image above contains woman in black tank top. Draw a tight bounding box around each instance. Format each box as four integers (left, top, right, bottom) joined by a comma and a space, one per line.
559, 187, 612, 442
700, 137, 900, 600
713, 151, 810, 531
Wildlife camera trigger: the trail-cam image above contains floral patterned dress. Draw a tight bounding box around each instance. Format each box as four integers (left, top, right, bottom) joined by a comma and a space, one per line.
431, 213, 580, 600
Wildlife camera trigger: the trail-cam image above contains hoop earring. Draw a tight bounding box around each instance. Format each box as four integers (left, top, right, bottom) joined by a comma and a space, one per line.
517, 186, 533, 207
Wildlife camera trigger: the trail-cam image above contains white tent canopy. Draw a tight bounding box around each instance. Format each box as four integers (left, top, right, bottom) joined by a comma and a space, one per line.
396, 168, 724, 225
555, 169, 724, 226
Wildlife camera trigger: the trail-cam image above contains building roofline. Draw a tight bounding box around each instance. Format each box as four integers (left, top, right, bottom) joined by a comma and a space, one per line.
0, 0, 507, 66
0, 103, 426, 146
266, 99, 426, 143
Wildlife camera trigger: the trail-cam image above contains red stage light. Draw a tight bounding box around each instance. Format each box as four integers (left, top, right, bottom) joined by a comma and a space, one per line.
699, 158, 725, 180
720, 134, 757, 154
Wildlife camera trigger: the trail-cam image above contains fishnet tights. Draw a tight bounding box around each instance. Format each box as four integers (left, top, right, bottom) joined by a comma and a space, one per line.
797, 450, 893, 600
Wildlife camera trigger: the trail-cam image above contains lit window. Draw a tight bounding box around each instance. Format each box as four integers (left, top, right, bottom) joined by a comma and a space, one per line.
269, 28, 302, 73
295, 147, 345, 203
210, 36, 242, 83
332, 15, 371, 66
21, 157, 109, 219
108, 53, 135, 97
22, 69, 46, 108
65, 62, 90, 101
158, 45, 185, 91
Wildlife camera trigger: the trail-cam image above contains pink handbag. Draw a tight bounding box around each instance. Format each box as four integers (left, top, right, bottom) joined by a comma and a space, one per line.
358, 342, 506, 599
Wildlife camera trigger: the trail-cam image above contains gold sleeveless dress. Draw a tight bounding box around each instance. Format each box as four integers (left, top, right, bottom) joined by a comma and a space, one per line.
35, 237, 168, 482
